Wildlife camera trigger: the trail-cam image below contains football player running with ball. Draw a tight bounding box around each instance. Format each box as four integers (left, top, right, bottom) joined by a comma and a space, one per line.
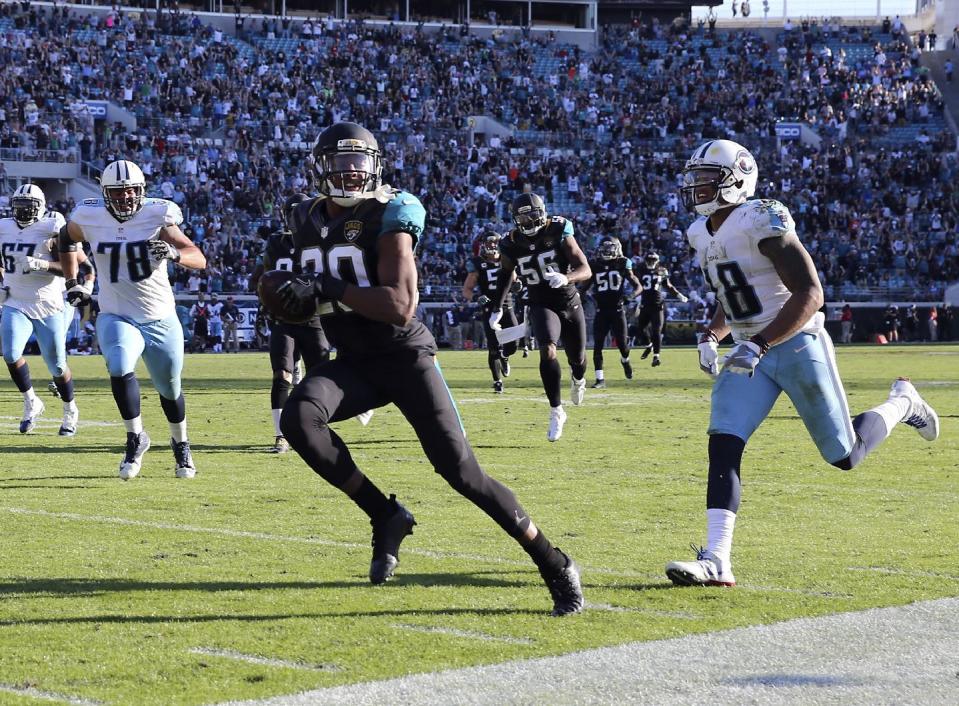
461, 231, 519, 394
582, 237, 641, 388
272, 122, 583, 616
666, 140, 940, 588
489, 193, 593, 442
60, 160, 207, 480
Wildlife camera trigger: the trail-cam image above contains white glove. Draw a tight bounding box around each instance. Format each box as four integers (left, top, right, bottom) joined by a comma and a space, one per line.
698, 335, 719, 378
488, 310, 503, 330
12, 252, 49, 273
676, 293, 688, 303
65, 279, 94, 307
544, 270, 569, 289
722, 340, 763, 377
148, 239, 181, 266
0, 286, 9, 305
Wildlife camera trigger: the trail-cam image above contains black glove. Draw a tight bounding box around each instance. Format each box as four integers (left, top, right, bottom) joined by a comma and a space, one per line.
65, 278, 93, 307
476, 294, 491, 307
277, 271, 347, 311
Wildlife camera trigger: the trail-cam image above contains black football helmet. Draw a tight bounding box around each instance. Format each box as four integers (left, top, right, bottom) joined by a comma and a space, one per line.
281, 192, 309, 231
310, 122, 382, 206
510, 193, 548, 236
599, 238, 623, 260
479, 231, 501, 261
645, 251, 660, 268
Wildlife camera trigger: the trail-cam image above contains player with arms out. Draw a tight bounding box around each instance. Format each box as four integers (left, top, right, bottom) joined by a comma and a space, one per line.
1, 184, 91, 435
489, 193, 593, 441
251, 193, 331, 453
581, 237, 641, 388
271, 122, 583, 615
666, 140, 940, 587
60, 160, 208, 479
461, 231, 518, 393
634, 251, 687, 367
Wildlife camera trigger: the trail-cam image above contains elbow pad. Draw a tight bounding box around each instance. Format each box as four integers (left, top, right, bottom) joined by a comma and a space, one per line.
58, 224, 79, 252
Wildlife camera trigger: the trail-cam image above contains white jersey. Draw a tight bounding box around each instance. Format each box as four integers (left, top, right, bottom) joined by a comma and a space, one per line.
687, 198, 823, 343
0, 213, 67, 319
70, 198, 182, 322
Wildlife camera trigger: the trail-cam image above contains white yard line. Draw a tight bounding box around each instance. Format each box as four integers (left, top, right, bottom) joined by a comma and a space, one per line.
218, 597, 959, 706
848, 565, 959, 581
189, 648, 338, 672
0, 683, 102, 705
389, 624, 533, 645
0, 415, 122, 428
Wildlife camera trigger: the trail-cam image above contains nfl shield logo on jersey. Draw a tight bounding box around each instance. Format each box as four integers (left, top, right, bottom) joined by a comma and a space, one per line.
344, 220, 363, 242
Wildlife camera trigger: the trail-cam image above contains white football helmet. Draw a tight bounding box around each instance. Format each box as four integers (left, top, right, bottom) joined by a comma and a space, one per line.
10, 183, 46, 227
681, 139, 758, 216
101, 160, 146, 221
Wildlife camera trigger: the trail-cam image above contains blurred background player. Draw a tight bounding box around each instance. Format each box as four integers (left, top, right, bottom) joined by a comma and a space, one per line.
666, 139, 940, 587
250, 192, 331, 453
634, 251, 688, 367
490, 193, 592, 442
461, 231, 518, 393
581, 237, 641, 388
61, 160, 207, 479
0, 184, 91, 435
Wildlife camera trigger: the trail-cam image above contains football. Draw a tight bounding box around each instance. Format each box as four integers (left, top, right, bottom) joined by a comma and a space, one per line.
257, 270, 315, 324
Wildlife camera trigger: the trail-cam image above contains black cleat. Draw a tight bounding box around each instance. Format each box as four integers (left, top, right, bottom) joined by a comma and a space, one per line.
640, 345, 653, 360
539, 549, 584, 617
591, 379, 606, 389
369, 495, 416, 584
622, 360, 633, 379
522, 346, 530, 358
493, 380, 504, 394
501, 358, 511, 378
652, 355, 661, 367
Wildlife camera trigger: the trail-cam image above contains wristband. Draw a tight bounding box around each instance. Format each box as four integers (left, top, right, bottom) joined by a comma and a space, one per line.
749, 333, 770, 356
699, 330, 719, 345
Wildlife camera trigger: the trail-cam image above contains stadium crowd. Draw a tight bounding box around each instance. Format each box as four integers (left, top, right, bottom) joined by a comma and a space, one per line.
0, 2, 957, 330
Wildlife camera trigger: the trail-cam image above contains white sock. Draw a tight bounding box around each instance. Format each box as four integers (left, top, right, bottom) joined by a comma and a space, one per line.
551, 404, 564, 412
868, 398, 909, 437
169, 420, 188, 443
595, 369, 605, 381
23, 387, 37, 402
124, 416, 143, 434
272, 408, 282, 436
706, 508, 737, 567
63, 399, 77, 412
621, 355, 630, 363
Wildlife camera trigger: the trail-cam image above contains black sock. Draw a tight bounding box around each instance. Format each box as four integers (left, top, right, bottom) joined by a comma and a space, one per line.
540, 357, 562, 407
54, 377, 75, 403
570, 360, 587, 381
7, 361, 31, 393
524, 531, 566, 572
832, 411, 888, 470
270, 376, 293, 410
159, 393, 186, 424
352, 476, 392, 521
110, 373, 140, 420
706, 433, 745, 512
488, 354, 501, 382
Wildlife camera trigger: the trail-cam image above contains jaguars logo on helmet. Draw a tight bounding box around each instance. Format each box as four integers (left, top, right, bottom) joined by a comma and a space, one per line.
510, 193, 548, 237
310, 122, 383, 207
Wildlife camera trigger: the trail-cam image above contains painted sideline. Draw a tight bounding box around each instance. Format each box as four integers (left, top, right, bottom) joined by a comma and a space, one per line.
220, 597, 959, 706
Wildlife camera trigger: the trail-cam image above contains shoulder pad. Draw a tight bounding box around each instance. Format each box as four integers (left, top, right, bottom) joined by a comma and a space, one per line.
745, 199, 795, 237
382, 190, 426, 238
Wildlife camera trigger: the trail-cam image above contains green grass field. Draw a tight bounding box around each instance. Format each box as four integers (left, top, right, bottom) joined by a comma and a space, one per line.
1, 345, 956, 705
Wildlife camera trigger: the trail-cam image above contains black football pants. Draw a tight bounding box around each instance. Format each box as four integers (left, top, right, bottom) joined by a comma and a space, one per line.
635, 304, 665, 354
592, 305, 629, 372
280, 350, 535, 540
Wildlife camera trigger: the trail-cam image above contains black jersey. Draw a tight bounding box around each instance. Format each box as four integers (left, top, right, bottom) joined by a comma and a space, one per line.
468, 256, 513, 308
500, 216, 578, 309
636, 265, 674, 308
288, 189, 435, 358
587, 256, 634, 310
261, 230, 296, 272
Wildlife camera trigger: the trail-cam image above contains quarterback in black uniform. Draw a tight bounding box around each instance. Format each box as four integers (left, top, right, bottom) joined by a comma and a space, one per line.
251, 193, 331, 453
274, 122, 583, 615
635, 251, 688, 367
490, 193, 592, 442
461, 231, 518, 393
582, 237, 641, 388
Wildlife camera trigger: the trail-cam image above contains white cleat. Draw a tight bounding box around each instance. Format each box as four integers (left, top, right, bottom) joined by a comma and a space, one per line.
292, 359, 305, 386
547, 405, 567, 442
59, 404, 79, 436
666, 546, 736, 587
119, 431, 151, 480
19, 396, 44, 434
570, 377, 586, 406
355, 409, 374, 426
889, 377, 939, 442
